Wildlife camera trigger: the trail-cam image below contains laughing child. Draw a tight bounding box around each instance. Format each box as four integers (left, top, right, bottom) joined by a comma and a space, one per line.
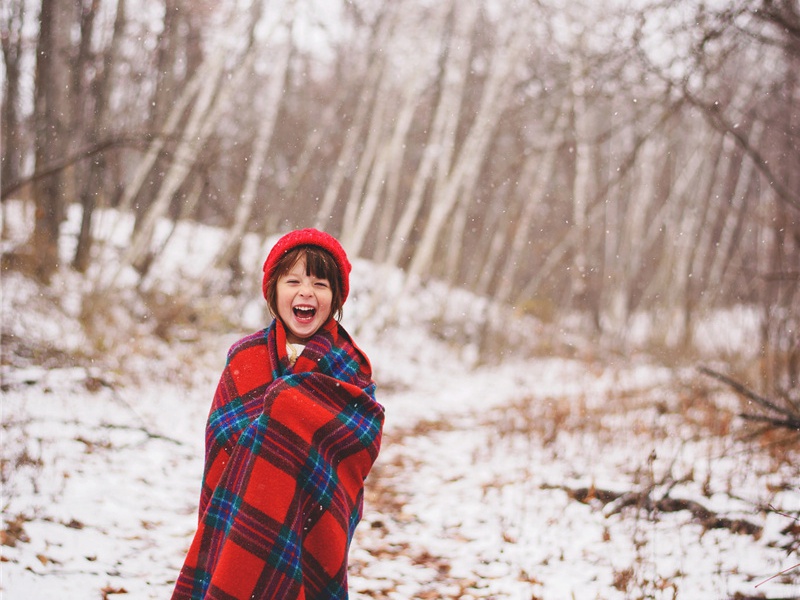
172, 228, 385, 600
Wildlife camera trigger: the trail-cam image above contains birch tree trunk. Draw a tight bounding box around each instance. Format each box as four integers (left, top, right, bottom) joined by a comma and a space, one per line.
685, 133, 726, 287
444, 191, 469, 285
313, 10, 394, 230
384, 1, 476, 268
568, 55, 592, 309
600, 132, 660, 339
342, 66, 429, 257
339, 68, 392, 249
405, 14, 524, 281
99, 50, 234, 288
125, 54, 227, 274
1, 0, 26, 195
517, 99, 682, 303
474, 193, 513, 296
700, 121, 764, 309
641, 130, 721, 345
494, 100, 570, 305
280, 84, 351, 205
211, 14, 291, 275
112, 64, 208, 219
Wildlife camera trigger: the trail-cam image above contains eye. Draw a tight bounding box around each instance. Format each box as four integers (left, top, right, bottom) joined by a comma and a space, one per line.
314, 280, 330, 288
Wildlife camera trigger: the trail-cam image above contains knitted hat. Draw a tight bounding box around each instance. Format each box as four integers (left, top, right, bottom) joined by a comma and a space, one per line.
261, 228, 351, 303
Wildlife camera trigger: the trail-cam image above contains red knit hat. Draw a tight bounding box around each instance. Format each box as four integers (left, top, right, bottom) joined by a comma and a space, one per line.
261, 228, 351, 303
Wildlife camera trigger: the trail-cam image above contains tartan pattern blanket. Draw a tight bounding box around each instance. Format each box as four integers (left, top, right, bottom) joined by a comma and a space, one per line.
172, 318, 384, 600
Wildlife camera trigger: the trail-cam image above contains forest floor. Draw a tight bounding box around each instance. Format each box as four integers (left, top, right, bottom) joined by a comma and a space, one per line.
2, 202, 799, 599
3, 293, 799, 599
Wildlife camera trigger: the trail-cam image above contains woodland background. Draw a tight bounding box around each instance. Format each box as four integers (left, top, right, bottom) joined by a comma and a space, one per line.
2, 1, 800, 597
1, 0, 799, 410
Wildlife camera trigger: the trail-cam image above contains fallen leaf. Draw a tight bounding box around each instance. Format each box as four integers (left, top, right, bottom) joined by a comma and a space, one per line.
100, 586, 128, 599
36, 554, 60, 566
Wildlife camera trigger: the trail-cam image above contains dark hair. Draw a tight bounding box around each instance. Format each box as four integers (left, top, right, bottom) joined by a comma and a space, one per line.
265, 246, 345, 322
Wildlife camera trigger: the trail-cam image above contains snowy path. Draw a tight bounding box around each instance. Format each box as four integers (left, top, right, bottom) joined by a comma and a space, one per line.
2, 336, 798, 599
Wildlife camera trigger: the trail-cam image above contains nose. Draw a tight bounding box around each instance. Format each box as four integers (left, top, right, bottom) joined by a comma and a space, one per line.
298, 280, 313, 296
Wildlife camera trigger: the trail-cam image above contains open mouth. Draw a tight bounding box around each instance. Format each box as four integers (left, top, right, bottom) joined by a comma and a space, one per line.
293, 306, 316, 321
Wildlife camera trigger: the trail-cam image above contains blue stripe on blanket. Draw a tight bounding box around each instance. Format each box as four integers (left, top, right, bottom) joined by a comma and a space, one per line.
347, 493, 364, 540
299, 448, 337, 508
206, 488, 243, 535
267, 525, 302, 581
318, 345, 360, 381
337, 399, 381, 446
320, 576, 347, 599
237, 413, 267, 455
207, 398, 251, 446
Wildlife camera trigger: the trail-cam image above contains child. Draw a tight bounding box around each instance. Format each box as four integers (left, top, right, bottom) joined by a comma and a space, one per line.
172, 228, 385, 600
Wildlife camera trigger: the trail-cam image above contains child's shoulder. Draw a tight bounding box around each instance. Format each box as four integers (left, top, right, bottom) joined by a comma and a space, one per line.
332, 322, 373, 379
226, 328, 270, 359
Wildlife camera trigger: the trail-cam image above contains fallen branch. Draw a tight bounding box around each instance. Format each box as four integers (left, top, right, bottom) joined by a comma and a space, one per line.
698, 366, 800, 431
546, 483, 763, 538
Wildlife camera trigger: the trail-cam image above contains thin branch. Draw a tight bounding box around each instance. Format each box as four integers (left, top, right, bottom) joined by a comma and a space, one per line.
1, 134, 161, 200
739, 413, 800, 430
755, 561, 800, 588
681, 86, 800, 213
699, 366, 800, 423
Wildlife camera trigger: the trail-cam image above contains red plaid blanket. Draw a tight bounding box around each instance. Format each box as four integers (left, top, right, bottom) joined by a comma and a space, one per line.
172, 318, 384, 599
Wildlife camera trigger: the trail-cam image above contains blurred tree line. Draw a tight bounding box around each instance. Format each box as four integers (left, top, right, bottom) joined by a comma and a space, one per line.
1, 0, 798, 404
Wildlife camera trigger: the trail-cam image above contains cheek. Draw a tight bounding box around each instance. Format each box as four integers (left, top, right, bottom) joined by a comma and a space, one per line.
321, 291, 334, 312
274, 286, 292, 312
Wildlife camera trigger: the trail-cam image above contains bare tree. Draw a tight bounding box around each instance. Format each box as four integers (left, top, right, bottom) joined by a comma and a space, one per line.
312, 5, 394, 231
73, 0, 127, 272
30, 0, 77, 282
1, 0, 27, 197
116, 53, 227, 281
210, 3, 291, 277
384, 1, 477, 270
405, 6, 528, 281
493, 100, 570, 305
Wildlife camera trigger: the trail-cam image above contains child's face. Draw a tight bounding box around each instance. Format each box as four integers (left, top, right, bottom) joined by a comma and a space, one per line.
275, 256, 333, 344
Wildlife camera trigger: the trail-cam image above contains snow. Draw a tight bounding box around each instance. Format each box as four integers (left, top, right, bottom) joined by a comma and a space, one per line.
2, 201, 798, 599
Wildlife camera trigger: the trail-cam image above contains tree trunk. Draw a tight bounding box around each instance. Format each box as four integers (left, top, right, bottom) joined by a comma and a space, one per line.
641, 130, 720, 345
338, 69, 391, 249
74, 0, 121, 273
312, 18, 391, 231
212, 17, 292, 274
31, 0, 75, 282
495, 100, 569, 305
567, 56, 592, 311
343, 67, 428, 258
384, 1, 474, 269
127, 56, 227, 272
97, 53, 229, 289
1, 0, 26, 197
129, 0, 184, 232
406, 19, 524, 281
700, 121, 764, 309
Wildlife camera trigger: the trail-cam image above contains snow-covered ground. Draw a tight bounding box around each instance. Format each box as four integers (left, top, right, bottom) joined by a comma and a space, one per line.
2, 202, 798, 599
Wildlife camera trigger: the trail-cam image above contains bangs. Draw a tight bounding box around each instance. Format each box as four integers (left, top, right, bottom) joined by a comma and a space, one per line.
302, 246, 339, 284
